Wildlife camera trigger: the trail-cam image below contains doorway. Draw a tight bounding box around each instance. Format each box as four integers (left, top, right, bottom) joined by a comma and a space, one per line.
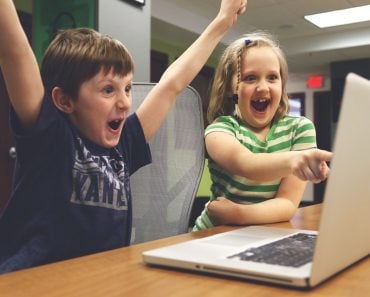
313, 90, 332, 203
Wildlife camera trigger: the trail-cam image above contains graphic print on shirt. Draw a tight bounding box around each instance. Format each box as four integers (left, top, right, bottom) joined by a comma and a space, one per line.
70, 138, 129, 210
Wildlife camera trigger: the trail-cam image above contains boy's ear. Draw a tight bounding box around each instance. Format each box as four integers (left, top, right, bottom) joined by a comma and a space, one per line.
52, 87, 75, 114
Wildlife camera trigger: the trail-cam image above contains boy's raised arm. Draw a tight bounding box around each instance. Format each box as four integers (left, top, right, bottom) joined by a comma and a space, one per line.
136, 0, 247, 142
0, 0, 44, 129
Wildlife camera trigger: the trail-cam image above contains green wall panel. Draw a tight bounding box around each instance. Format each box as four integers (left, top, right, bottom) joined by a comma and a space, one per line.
33, 0, 97, 63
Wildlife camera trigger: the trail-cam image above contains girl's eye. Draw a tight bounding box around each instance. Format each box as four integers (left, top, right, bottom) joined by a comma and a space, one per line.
243, 75, 256, 82
268, 74, 279, 81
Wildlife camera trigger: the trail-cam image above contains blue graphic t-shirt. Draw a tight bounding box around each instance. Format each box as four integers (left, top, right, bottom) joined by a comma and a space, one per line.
0, 94, 151, 274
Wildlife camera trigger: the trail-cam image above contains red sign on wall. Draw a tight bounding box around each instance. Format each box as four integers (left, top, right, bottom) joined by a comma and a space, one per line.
307, 75, 324, 89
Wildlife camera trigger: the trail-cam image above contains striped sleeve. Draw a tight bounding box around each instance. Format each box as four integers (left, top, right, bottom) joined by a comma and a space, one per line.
290, 116, 317, 150
205, 116, 238, 137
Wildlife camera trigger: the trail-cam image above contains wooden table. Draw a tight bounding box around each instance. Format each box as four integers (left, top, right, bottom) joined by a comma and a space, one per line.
0, 204, 369, 297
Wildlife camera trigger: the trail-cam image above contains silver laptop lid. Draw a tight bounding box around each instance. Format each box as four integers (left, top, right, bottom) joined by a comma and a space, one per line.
310, 73, 370, 286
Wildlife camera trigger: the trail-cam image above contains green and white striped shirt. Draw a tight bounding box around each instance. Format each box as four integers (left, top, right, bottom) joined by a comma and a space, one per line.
193, 115, 317, 231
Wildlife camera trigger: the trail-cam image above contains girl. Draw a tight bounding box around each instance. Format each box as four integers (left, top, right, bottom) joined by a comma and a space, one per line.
194, 32, 332, 231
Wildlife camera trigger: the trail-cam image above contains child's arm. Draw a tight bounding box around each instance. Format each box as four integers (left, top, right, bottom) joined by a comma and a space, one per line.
207, 175, 306, 225
136, 0, 247, 142
205, 131, 332, 184
0, 0, 44, 129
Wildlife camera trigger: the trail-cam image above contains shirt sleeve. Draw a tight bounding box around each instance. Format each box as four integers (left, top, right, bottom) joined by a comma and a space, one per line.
205, 116, 239, 138
10, 94, 69, 165
291, 116, 317, 151
119, 113, 152, 175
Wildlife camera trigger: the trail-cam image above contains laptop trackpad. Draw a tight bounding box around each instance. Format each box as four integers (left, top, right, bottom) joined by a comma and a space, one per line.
199, 226, 297, 247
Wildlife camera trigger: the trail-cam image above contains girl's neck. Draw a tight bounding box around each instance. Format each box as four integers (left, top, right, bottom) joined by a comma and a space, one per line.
249, 125, 270, 142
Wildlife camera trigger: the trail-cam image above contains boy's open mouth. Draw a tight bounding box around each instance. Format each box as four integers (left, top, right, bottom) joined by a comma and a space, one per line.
108, 119, 122, 131
251, 99, 270, 112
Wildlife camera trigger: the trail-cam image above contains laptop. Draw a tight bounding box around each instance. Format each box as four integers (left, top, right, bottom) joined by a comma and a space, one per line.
142, 73, 370, 288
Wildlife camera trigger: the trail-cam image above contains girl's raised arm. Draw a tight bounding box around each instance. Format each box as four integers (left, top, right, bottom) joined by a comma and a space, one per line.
136, 0, 247, 142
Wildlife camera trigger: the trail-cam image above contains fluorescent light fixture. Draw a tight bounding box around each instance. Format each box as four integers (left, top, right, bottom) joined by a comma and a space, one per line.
304, 5, 370, 28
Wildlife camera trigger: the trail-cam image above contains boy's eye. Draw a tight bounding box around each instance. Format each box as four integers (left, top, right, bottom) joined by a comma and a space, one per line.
125, 84, 132, 94
102, 85, 114, 94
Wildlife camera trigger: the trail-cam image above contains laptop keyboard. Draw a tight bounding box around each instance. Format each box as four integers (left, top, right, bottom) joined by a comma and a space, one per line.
228, 233, 317, 268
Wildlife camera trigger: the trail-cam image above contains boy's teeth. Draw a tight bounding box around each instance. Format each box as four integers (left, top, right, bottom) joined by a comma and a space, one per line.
109, 120, 121, 130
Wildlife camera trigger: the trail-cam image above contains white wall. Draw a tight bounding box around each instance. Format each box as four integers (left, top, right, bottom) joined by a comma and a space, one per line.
287, 72, 331, 202
98, 0, 151, 82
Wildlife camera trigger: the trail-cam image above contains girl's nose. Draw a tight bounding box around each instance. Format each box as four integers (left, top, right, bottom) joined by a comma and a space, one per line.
256, 80, 268, 92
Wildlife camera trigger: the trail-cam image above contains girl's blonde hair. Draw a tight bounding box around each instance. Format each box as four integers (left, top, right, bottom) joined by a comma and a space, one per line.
207, 31, 289, 124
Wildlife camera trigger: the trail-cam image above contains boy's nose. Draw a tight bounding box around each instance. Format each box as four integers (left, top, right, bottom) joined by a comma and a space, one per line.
117, 92, 132, 110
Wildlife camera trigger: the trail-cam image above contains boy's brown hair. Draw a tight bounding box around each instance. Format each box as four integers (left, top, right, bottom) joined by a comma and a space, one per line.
41, 28, 134, 100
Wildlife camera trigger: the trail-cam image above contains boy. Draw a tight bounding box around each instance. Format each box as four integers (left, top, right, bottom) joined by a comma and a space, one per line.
0, 0, 247, 274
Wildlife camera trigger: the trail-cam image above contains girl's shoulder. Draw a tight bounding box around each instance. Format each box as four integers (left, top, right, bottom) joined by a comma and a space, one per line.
205, 115, 252, 136
278, 115, 314, 128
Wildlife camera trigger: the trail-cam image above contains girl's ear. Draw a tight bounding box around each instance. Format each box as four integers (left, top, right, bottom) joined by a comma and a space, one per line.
52, 87, 75, 114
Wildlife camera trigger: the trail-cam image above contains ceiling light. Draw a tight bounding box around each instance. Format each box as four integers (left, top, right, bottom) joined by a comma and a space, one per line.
304, 5, 370, 28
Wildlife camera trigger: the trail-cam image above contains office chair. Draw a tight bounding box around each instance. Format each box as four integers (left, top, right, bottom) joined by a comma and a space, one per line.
130, 83, 205, 244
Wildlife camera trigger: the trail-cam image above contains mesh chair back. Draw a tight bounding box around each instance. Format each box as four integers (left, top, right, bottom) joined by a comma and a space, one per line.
130, 83, 205, 244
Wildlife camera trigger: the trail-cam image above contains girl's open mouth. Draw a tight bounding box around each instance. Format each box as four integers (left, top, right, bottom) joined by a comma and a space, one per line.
251, 99, 270, 112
